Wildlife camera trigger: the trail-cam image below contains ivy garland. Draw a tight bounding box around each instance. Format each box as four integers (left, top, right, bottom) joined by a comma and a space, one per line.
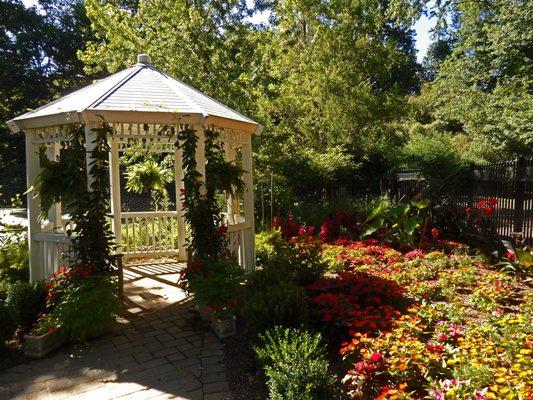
177, 125, 241, 261
69, 124, 115, 274
34, 124, 115, 274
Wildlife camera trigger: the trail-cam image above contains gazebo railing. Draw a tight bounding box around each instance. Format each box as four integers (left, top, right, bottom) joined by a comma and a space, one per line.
120, 211, 180, 258
227, 221, 254, 271
33, 231, 73, 278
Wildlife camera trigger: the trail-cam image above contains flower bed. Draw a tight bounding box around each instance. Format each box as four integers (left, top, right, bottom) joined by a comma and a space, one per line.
311, 240, 532, 399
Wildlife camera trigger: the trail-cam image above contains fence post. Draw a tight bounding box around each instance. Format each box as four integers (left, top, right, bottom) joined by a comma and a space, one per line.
467, 165, 475, 209
513, 157, 525, 234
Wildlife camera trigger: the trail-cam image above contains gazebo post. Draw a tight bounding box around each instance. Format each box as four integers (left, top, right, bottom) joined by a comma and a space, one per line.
224, 142, 237, 224
242, 137, 256, 271
195, 125, 206, 192
84, 123, 98, 189
109, 138, 122, 253
46, 143, 62, 230
25, 131, 44, 281
175, 135, 186, 260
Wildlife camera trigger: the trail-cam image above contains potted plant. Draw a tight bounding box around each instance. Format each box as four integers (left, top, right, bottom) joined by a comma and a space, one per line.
181, 259, 244, 322
210, 305, 237, 339
24, 313, 65, 358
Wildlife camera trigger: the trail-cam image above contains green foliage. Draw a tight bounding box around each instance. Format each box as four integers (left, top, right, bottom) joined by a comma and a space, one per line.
243, 281, 309, 333
188, 260, 244, 307
2, 280, 46, 329
0, 297, 17, 347
412, 0, 533, 161
398, 133, 469, 199
125, 159, 173, 195
67, 124, 116, 274
0, 0, 97, 200
52, 275, 120, 340
255, 229, 290, 268
255, 229, 326, 285
32, 130, 87, 215
0, 230, 29, 283
0, 280, 46, 346
178, 126, 228, 260
362, 196, 429, 247
254, 327, 335, 400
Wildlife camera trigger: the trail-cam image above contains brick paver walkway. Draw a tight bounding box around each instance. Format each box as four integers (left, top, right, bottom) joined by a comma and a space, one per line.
0, 263, 233, 400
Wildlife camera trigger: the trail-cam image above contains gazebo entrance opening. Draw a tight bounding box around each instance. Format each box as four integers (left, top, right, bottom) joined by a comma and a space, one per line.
8, 54, 261, 281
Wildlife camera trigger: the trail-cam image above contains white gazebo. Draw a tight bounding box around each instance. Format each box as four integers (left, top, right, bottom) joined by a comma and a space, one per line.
8, 54, 261, 281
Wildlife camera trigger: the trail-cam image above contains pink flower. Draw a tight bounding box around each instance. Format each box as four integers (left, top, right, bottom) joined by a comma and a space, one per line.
370, 352, 382, 363
405, 249, 425, 260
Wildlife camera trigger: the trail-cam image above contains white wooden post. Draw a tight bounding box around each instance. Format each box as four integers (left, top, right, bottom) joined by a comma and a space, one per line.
242, 137, 256, 271
175, 132, 186, 260
25, 131, 43, 281
84, 124, 98, 190
195, 125, 206, 193
46, 143, 62, 231
224, 142, 238, 224
109, 138, 122, 253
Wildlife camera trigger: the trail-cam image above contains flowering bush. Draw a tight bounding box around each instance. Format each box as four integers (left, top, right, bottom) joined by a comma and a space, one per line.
310, 239, 532, 399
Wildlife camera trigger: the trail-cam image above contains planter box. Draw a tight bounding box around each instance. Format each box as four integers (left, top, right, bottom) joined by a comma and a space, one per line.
24, 329, 66, 358
211, 315, 236, 339
195, 303, 213, 322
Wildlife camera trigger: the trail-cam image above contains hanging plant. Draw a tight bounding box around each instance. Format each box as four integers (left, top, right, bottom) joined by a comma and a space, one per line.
32, 127, 86, 215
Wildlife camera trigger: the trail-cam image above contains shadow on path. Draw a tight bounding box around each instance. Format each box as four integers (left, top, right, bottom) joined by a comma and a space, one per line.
0, 262, 232, 400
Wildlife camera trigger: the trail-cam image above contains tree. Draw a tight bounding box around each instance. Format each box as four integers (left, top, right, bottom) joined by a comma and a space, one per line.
0, 0, 96, 205
413, 0, 533, 161
81, 0, 262, 116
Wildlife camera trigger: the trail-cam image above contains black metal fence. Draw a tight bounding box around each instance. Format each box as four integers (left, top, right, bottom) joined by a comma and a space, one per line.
394, 158, 533, 245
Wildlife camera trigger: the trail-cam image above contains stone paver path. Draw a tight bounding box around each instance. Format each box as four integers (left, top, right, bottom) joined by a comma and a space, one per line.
0, 262, 233, 400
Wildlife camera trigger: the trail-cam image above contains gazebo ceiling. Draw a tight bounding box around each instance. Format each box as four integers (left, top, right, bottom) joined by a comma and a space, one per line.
8, 54, 262, 135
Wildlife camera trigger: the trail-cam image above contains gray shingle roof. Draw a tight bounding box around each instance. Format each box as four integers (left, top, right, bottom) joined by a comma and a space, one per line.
9, 61, 260, 133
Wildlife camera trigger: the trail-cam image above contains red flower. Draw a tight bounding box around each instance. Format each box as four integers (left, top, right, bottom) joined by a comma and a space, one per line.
431, 228, 440, 239
370, 352, 382, 363
505, 250, 516, 262
219, 224, 228, 236
465, 207, 472, 215
482, 206, 494, 216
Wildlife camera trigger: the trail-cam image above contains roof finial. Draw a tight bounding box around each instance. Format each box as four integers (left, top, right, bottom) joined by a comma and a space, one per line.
137, 54, 152, 65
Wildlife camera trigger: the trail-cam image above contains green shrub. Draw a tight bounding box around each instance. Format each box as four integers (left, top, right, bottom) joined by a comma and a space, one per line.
0, 301, 17, 347
254, 327, 335, 400
3, 281, 46, 329
288, 236, 327, 285
0, 231, 29, 284
255, 229, 326, 286
255, 229, 290, 268
52, 275, 120, 340
243, 281, 309, 333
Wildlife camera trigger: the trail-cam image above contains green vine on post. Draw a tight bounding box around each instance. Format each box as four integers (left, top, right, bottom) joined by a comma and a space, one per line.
69, 123, 116, 274
177, 125, 232, 261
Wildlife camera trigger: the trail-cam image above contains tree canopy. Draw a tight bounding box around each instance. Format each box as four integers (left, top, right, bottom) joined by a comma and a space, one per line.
1, 0, 531, 209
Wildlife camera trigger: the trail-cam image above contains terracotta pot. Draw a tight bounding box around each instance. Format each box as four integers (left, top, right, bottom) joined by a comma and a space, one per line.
23, 329, 66, 358
211, 315, 236, 339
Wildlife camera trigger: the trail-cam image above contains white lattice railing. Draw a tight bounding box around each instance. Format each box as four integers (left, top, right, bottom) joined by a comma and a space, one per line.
121, 211, 180, 257
34, 231, 73, 278
227, 221, 254, 271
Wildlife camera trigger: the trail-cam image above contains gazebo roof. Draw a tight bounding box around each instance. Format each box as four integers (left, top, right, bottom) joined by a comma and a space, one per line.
8, 54, 262, 135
